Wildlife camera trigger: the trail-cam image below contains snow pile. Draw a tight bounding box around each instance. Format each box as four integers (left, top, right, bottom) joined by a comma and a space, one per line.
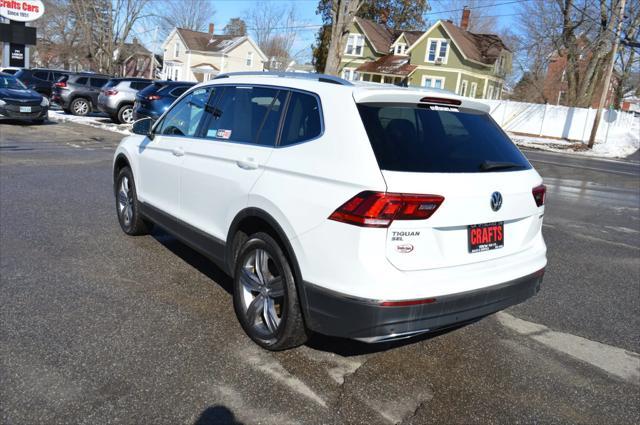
48, 110, 132, 135
510, 116, 639, 159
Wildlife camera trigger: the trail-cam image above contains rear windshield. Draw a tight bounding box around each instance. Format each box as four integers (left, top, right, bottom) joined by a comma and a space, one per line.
104, 79, 121, 89
357, 103, 531, 173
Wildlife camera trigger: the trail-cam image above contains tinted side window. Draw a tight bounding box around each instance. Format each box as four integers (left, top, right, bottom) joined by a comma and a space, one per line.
169, 86, 190, 97
75, 77, 88, 85
90, 78, 108, 88
203, 86, 285, 146
157, 87, 211, 137
131, 81, 151, 90
280, 92, 322, 146
33, 71, 49, 80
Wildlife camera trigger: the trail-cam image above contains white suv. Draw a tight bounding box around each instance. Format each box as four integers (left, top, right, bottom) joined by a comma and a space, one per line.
113, 73, 547, 350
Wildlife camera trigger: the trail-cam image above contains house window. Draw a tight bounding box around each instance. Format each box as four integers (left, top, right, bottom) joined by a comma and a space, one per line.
422, 75, 445, 89
174, 41, 181, 58
341, 68, 360, 81
427, 39, 448, 63
394, 43, 407, 55
487, 85, 494, 99
345, 34, 365, 56
460, 80, 468, 96
470, 82, 477, 98
246, 51, 253, 67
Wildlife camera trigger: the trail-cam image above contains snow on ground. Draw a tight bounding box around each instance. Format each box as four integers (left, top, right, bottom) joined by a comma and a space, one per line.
510, 116, 640, 159
48, 110, 132, 135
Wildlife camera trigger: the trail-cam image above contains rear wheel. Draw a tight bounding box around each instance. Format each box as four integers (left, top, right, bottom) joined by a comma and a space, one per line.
115, 167, 150, 236
70, 98, 90, 116
117, 104, 134, 124
233, 232, 308, 350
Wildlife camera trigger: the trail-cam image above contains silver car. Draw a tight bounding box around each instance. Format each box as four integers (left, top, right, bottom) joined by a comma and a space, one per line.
98, 78, 153, 124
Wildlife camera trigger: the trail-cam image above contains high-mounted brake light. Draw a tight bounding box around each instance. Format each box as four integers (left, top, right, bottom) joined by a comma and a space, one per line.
146, 94, 161, 101
54, 81, 67, 88
532, 184, 546, 207
329, 191, 444, 228
419, 96, 461, 106
103, 89, 118, 96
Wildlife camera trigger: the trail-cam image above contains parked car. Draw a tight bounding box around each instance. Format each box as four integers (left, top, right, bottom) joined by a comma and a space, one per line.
14, 68, 73, 98
0, 67, 20, 75
51, 73, 110, 116
113, 72, 547, 351
98, 78, 153, 124
0, 72, 49, 124
132, 80, 195, 121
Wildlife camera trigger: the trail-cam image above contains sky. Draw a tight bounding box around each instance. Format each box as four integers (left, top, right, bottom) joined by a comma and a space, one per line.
135, 0, 523, 64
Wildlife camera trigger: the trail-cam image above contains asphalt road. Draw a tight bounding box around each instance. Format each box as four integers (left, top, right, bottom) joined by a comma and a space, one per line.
1, 121, 639, 425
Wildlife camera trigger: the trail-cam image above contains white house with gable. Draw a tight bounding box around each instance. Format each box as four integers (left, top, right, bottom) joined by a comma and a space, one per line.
161, 24, 267, 82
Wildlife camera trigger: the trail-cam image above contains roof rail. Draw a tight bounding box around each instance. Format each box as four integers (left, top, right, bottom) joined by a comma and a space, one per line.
213, 71, 353, 86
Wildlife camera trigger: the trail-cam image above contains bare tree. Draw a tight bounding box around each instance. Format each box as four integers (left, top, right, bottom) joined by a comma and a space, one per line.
70, 0, 151, 74
518, 0, 625, 108
245, 2, 301, 71
34, 0, 82, 68
155, 0, 216, 39
324, 0, 365, 76
223, 18, 247, 36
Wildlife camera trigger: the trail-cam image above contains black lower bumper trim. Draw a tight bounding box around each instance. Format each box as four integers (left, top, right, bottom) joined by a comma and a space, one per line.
302, 270, 544, 341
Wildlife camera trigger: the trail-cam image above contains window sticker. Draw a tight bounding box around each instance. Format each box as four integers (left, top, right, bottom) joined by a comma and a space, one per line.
216, 129, 232, 139
429, 105, 459, 112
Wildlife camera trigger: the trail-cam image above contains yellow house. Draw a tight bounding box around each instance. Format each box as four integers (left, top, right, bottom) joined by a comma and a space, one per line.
161, 25, 267, 82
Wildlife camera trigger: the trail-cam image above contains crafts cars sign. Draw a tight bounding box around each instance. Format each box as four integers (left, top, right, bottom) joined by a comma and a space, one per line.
1, 0, 44, 22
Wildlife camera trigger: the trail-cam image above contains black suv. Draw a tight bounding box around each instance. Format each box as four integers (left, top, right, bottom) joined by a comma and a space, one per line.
14, 68, 74, 98
51, 73, 110, 116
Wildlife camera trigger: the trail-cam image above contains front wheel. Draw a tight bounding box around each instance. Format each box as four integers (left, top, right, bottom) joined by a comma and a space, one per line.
115, 167, 150, 236
233, 232, 308, 350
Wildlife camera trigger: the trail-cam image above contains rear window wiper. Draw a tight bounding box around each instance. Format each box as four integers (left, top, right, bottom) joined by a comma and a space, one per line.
479, 160, 523, 172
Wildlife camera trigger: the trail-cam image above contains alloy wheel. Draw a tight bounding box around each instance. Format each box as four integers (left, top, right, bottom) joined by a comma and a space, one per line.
121, 107, 134, 124
117, 176, 133, 227
239, 248, 285, 339
73, 99, 89, 115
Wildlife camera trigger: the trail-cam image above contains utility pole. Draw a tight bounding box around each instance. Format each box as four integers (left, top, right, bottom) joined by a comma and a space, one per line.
149, 26, 158, 79
588, 0, 626, 148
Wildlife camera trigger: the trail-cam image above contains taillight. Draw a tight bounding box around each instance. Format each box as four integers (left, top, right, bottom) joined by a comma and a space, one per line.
329, 191, 444, 228
146, 94, 161, 101
104, 89, 118, 96
54, 81, 67, 88
532, 184, 546, 207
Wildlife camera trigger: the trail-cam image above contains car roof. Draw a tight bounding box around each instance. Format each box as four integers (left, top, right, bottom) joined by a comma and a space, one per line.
197, 72, 490, 113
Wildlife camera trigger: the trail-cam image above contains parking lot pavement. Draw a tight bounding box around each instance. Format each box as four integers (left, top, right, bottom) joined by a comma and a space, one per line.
1, 121, 639, 425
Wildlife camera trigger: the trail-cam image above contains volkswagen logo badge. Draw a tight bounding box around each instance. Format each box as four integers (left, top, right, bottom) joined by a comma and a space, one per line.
490, 192, 503, 211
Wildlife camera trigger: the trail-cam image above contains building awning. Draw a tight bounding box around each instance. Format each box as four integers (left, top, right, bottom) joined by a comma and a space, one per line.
356, 55, 416, 77
191, 63, 219, 74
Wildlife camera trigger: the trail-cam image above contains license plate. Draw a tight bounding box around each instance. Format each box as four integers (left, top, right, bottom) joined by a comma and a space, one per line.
20, 106, 32, 113
468, 221, 504, 253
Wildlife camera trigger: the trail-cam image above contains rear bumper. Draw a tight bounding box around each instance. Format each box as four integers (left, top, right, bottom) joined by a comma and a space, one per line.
302, 269, 544, 342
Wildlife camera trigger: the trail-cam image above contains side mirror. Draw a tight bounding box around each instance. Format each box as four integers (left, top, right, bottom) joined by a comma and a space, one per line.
132, 117, 154, 138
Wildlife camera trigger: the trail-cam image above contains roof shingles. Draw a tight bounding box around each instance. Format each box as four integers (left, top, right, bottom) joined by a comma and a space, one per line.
176, 28, 243, 53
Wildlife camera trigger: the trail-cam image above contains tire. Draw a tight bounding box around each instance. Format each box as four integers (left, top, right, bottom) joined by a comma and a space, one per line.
117, 104, 134, 124
114, 167, 150, 236
233, 232, 308, 350
70, 98, 90, 116
32, 119, 45, 125
62, 108, 71, 114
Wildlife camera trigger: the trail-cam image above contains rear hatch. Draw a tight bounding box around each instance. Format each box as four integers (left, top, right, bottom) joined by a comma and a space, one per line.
135, 82, 166, 110
355, 92, 544, 271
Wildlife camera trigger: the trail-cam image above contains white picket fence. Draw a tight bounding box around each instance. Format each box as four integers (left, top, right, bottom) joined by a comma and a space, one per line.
481, 100, 637, 143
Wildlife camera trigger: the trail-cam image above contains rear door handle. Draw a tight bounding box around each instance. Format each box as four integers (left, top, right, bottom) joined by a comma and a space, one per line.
172, 147, 184, 157
236, 158, 259, 170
